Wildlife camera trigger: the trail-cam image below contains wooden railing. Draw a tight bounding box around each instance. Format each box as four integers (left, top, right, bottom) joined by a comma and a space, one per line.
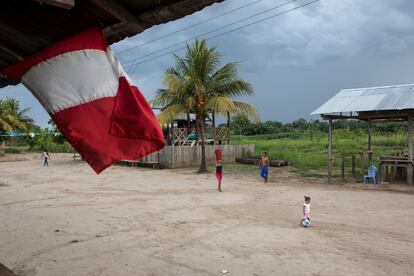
170, 127, 230, 146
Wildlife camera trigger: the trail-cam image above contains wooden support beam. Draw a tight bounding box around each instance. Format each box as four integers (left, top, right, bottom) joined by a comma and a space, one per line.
368, 119, 372, 166
212, 111, 216, 145
322, 114, 358, 120
186, 112, 190, 137
360, 152, 365, 181
352, 154, 356, 178
90, 0, 144, 33
103, 0, 224, 42
368, 120, 372, 151
33, 0, 75, 9
227, 111, 231, 144
328, 119, 333, 182
321, 110, 414, 122
0, 43, 23, 61
166, 122, 171, 146
407, 116, 413, 185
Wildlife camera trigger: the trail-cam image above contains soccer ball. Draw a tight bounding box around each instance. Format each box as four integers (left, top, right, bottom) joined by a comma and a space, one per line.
302, 219, 311, 227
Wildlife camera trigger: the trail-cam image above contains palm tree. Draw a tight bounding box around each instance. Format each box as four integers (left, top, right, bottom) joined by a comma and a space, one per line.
0, 98, 33, 132
152, 39, 258, 173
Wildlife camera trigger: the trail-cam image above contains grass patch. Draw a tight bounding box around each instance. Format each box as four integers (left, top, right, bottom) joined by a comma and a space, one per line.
233, 130, 409, 173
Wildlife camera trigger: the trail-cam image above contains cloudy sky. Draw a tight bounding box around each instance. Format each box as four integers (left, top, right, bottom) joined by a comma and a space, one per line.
2, 0, 414, 127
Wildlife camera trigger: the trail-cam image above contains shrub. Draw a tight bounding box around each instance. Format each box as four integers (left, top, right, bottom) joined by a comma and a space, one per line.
4, 147, 21, 153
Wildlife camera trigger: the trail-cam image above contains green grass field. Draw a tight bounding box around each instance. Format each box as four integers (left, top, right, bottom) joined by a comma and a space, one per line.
232, 130, 408, 173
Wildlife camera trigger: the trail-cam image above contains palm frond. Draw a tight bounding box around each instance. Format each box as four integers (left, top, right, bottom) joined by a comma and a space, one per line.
232, 101, 259, 122
158, 104, 189, 124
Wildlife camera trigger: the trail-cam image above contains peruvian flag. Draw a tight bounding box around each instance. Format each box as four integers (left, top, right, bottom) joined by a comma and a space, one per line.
2, 27, 165, 173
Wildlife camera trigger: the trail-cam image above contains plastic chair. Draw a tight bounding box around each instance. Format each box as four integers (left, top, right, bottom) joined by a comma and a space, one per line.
364, 165, 378, 184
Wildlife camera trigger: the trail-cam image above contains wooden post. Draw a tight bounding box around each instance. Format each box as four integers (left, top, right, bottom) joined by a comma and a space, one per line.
368, 120, 372, 166
360, 152, 365, 181
166, 123, 171, 145
212, 111, 216, 145
386, 166, 389, 182
407, 116, 413, 185
351, 154, 356, 178
171, 145, 175, 169
227, 111, 231, 144
341, 154, 345, 180
328, 119, 333, 182
186, 113, 190, 137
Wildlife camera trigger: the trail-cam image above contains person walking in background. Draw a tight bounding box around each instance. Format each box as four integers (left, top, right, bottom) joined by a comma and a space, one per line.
259, 151, 269, 183
216, 159, 223, 192
41, 149, 50, 166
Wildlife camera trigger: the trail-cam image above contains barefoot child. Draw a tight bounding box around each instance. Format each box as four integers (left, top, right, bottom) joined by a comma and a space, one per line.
302, 196, 311, 225
216, 159, 223, 192
259, 151, 269, 183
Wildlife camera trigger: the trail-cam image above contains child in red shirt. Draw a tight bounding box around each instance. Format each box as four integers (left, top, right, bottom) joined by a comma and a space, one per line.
216, 159, 223, 192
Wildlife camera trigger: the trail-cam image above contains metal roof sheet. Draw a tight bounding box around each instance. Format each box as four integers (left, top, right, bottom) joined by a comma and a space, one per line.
311, 84, 414, 115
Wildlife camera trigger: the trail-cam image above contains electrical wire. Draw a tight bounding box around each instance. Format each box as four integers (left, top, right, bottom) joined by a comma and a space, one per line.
124, 0, 319, 71
0, 91, 30, 98
123, 0, 300, 66
117, 0, 266, 56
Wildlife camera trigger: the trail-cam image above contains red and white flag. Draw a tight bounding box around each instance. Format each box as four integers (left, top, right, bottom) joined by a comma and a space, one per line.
2, 27, 165, 173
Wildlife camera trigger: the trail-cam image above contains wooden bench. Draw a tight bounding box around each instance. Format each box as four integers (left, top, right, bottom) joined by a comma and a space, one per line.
379, 155, 413, 182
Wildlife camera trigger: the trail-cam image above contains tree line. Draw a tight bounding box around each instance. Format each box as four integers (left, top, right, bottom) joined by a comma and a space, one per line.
231, 113, 409, 136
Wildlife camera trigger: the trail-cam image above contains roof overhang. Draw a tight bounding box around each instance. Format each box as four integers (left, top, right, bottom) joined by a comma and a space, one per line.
313, 84, 414, 121
0, 0, 224, 88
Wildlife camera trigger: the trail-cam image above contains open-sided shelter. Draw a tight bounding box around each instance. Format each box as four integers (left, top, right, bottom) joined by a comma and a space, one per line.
312, 84, 414, 185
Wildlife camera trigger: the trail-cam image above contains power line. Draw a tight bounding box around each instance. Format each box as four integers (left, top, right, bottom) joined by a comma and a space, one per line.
117, 0, 266, 56
123, 0, 299, 66
0, 90, 30, 98
0, 91, 30, 98
124, 0, 320, 71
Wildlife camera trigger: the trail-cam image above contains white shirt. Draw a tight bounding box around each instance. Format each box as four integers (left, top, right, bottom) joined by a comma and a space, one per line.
41, 152, 49, 159
303, 203, 311, 215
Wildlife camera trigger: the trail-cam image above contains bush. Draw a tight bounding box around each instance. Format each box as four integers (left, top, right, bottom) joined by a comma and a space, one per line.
26, 129, 74, 153
4, 147, 21, 153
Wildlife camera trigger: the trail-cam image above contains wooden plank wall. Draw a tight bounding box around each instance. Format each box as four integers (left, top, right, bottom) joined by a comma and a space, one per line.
139, 144, 254, 168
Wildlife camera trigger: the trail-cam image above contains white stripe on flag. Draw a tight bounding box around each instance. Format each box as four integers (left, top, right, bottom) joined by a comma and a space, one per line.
22, 50, 120, 113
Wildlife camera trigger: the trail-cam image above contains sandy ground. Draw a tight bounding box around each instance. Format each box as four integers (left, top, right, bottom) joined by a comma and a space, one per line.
0, 154, 414, 276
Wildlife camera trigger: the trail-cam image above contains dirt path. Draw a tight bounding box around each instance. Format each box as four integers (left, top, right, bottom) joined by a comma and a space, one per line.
0, 154, 413, 276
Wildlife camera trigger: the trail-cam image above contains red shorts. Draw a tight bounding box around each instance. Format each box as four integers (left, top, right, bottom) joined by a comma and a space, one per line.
216, 172, 222, 182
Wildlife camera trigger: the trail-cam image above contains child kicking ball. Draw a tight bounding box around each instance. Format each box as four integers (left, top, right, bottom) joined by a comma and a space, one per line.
301, 196, 311, 227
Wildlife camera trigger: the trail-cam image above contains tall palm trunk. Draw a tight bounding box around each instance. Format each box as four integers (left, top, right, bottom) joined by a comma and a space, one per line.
197, 114, 208, 173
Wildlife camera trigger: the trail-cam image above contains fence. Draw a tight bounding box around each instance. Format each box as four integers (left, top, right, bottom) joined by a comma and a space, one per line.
136, 144, 254, 168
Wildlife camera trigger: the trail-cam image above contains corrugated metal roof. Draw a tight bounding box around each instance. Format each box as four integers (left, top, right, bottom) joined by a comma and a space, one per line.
311, 84, 414, 115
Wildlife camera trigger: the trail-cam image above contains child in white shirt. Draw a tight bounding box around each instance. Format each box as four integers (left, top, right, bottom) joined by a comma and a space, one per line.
41, 149, 50, 166
302, 196, 311, 222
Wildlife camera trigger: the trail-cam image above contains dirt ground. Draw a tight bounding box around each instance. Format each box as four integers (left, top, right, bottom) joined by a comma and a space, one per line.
0, 154, 414, 276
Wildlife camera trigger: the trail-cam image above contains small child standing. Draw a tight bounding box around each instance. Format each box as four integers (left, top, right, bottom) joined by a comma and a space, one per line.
41, 149, 50, 167
216, 159, 223, 192
302, 196, 311, 223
